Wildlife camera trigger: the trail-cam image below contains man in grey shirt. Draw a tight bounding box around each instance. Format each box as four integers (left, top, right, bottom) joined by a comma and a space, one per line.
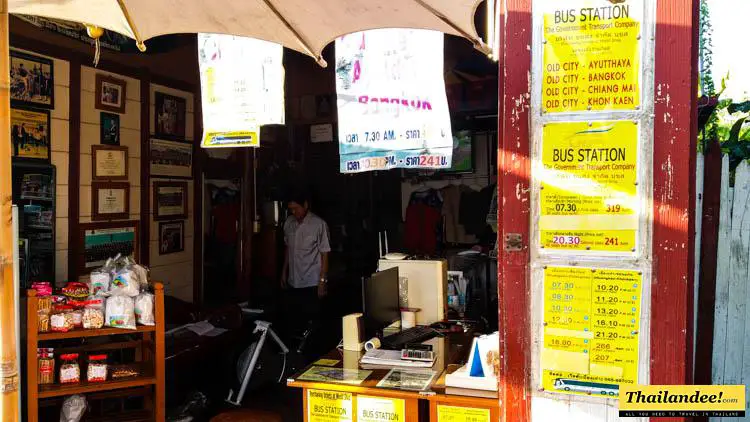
280, 192, 331, 338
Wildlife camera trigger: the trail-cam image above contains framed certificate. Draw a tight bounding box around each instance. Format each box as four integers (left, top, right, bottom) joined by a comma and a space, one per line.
92, 181, 130, 220
153, 181, 188, 221
92, 145, 128, 180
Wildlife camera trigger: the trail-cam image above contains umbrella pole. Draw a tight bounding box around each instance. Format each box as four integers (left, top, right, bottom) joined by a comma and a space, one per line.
0, 0, 19, 420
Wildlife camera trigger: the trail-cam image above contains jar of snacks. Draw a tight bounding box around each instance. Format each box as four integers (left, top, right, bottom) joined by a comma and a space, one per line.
37, 312, 50, 333
86, 355, 108, 382
37, 296, 52, 314
50, 306, 75, 333
59, 354, 80, 384
82, 308, 104, 329
70, 309, 83, 329
37, 348, 55, 385
36, 293, 53, 333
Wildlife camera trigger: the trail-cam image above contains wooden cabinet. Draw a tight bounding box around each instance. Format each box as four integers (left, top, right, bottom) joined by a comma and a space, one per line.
26, 283, 165, 421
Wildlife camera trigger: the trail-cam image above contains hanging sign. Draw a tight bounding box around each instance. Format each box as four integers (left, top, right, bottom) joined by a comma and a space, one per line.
540, 120, 639, 253
335, 29, 452, 173
357, 396, 405, 422
198, 34, 284, 148
541, 0, 643, 113
541, 266, 642, 397
307, 390, 353, 422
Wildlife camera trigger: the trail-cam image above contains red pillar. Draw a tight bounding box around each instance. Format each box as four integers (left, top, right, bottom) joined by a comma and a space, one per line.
498, 0, 532, 421
650, 0, 699, 411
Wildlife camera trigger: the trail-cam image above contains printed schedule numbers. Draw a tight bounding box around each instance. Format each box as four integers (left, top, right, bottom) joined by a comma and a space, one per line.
436, 405, 490, 422
541, 267, 642, 397
343, 128, 426, 144
539, 121, 639, 253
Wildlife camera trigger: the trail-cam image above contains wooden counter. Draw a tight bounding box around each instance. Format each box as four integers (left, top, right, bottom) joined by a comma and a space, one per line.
287, 330, 500, 421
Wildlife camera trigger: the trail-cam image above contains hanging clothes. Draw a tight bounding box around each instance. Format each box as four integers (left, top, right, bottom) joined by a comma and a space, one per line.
441, 185, 477, 245
460, 184, 495, 236
404, 188, 443, 255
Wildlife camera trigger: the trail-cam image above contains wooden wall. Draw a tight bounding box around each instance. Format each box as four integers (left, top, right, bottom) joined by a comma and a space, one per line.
78, 66, 142, 225
148, 84, 195, 303
11, 20, 201, 301
11, 48, 71, 285
712, 159, 750, 420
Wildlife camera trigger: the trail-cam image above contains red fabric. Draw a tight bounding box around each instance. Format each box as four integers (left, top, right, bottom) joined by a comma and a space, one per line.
404, 202, 440, 255
212, 202, 240, 244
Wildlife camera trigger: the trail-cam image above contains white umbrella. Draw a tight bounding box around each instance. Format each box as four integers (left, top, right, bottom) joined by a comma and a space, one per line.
9, 0, 488, 65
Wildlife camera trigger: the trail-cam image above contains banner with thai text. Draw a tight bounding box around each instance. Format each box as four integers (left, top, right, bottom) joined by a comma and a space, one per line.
198, 34, 284, 148
335, 29, 452, 173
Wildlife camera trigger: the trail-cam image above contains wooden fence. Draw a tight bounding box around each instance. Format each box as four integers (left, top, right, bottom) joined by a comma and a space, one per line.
711, 158, 750, 421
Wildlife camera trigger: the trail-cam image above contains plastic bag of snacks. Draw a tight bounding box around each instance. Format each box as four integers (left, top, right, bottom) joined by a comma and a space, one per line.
105, 296, 136, 329
62, 282, 89, 300
87, 354, 108, 382
134, 292, 155, 326
31, 281, 52, 296
110, 364, 139, 379
89, 269, 110, 296
110, 267, 141, 297
59, 394, 87, 422
132, 263, 150, 290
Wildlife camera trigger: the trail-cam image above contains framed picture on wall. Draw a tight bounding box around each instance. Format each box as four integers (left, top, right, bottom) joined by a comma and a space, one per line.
92, 145, 128, 180
11, 106, 51, 161
92, 181, 130, 221
153, 181, 188, 221
95, 74, 127, 114
78, 220, 139, 273
100, 112, 120, 145
150, 138, 192, 178
159, 221, 185, 255
10, 50, 54, 109
155, 92, 186, 139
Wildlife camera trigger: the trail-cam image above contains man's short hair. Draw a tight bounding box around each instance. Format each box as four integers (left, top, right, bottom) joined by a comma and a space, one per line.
287, 191, 309, 207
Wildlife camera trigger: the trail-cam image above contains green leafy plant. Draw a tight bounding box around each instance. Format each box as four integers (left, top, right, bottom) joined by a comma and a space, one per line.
721, 102, 750, 171
700, 0, 715, 96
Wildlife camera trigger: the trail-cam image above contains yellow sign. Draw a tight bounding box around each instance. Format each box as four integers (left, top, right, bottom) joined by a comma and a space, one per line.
201, 129, 260, 149
541, 266, 642, 397
307, 390, 353, 422
357, 396, 405, 422
540, 121, 639, 253
619, 385, 746, 417
437, 405, 490, 422
541, 0, 642, 113
315, 359, 341, 367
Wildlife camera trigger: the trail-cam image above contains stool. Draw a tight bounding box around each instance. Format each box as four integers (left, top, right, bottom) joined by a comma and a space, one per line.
210, 409, 283, 422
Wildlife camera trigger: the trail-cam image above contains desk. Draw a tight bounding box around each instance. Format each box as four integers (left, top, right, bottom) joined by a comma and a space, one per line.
287, 331, 499, 421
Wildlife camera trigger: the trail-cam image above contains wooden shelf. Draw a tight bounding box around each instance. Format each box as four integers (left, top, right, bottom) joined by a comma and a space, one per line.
86, 410, 153, 422
26, 283, 166, 422
38, 374, 156, 398
38, 325, 156, 341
